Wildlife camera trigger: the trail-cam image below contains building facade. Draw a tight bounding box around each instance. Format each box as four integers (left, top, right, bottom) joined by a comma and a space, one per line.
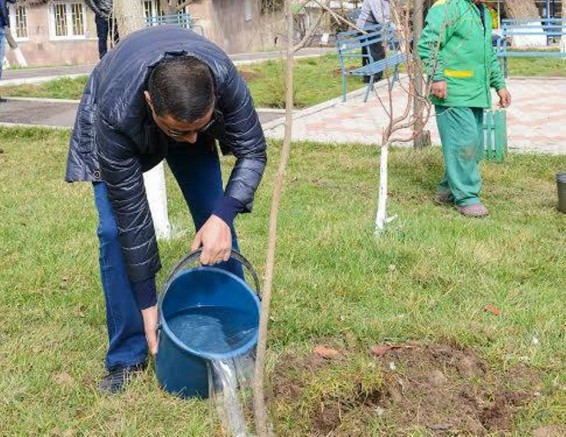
4, 0, 278, 67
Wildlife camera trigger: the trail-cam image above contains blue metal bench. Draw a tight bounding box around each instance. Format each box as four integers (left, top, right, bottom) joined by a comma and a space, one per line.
145, 13, 204, 35
336, 24, 405, 102
496, 18, 566, 77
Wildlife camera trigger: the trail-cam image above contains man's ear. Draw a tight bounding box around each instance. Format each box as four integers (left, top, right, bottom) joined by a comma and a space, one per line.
144, 91, 154, 111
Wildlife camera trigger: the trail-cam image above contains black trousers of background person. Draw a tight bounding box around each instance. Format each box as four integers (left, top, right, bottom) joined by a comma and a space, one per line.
95, 14, 120, 59
360, 31, 386, 84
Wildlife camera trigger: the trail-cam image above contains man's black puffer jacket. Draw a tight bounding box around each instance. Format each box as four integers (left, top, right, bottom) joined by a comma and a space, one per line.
65, 26, 267, 283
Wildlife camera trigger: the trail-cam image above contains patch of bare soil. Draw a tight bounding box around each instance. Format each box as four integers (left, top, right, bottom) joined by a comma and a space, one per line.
272, 343, 543, 436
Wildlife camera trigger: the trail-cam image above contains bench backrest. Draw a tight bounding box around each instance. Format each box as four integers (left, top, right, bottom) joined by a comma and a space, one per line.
145, 13, 193, 29
502, 18, 566, 38
336, 24, 398, 68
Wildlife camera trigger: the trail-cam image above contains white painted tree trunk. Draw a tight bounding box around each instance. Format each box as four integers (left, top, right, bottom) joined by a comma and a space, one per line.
12, 48, 27, 67
4, 28, 27, 67
144, 163, 171, 240
375, 142, 397, 233
375, 143, 389, 232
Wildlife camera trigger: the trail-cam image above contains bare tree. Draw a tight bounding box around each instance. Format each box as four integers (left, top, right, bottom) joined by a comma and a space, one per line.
253, 2, 295, 434
371, 0, 435, 231
313, 0, 435, 231
157, 0, 190, 15
252, 2, 333, 435
113, 0, 144, 33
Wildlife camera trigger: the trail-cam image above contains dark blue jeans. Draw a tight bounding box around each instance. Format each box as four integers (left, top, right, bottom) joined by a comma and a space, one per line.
95, 14, 119, 59
93, 140, 243, 370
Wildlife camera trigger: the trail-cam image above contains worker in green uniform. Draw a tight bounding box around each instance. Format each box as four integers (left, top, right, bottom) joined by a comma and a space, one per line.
418, 0, 511, 217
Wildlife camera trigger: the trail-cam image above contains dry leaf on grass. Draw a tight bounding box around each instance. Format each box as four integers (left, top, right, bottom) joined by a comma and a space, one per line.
369, 344, 408, 356
370, 345, 394, 356
54, 371, 73, 385
313, 346, 340, 359
484, 305, 502, 316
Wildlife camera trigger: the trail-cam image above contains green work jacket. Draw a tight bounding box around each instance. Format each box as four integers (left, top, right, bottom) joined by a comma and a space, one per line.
417, 0, 506, 108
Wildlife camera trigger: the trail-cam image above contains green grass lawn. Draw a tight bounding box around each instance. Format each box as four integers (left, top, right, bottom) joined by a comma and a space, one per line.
240, 54, 364, 108
0, 76, 88, 100
0, 128, 566, 436
2, 53, 562, 107
0, 127, 565, 435
506, 56, 566, 77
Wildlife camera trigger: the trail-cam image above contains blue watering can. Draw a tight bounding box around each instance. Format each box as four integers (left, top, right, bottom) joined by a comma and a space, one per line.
156, 249, 261, 399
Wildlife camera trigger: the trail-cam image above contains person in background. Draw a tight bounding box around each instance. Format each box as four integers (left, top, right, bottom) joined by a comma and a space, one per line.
486, 2, 503, 47
86, 0, 119, 59
66, 26, 267, 393
356, 0, 391, 83
418, 0, 511, 218
0, 0, 15, 103
95, 13, 119, 58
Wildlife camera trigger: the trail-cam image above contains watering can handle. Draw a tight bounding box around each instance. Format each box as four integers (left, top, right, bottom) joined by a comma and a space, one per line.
166, 249, 262, 298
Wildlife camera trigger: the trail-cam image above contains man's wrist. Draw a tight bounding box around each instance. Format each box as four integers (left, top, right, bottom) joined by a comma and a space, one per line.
213, 196, 245, 228
132, 277, 157, 310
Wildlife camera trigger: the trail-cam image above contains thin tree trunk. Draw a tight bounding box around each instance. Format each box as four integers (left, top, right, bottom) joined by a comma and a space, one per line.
504, 0, 540, 19
374, 142, 389, 232
114, 0, 145, 33
4, 28, 27, 67
253, 0, 294, 435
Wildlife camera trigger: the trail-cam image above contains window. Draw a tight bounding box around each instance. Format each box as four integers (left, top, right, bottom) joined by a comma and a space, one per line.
245, 0, 253, 22
71, 3, 85, 35
9, 5, 29, 41
50, 2, 87, 39
144, 0, 158, 20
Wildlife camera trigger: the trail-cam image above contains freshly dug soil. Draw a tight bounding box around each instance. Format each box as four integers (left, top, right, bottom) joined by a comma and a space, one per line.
271, 342, 543, 436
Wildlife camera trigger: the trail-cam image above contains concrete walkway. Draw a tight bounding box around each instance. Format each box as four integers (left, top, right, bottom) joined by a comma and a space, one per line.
0, 47, 333, 86
1, 56, 564, 156
0, 47, 331, 127
0, 97, 285, 128
262, 77, 566, 155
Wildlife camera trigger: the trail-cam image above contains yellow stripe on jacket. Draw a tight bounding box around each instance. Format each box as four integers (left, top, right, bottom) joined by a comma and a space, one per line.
444, 69, 474, 78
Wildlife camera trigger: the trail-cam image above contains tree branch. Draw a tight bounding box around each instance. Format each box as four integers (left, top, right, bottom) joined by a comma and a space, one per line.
293, 0, 331, 52
175, 0, 193, 12
311, 0, 364, 33
253, 1, 295, 436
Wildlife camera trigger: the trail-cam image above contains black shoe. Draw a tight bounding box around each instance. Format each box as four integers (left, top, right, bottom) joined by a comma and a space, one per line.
0, 97, 7, 103
98, 362, 147, 394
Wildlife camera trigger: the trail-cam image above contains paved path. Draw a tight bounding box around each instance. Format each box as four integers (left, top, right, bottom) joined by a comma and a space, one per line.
263, 77, 566, 155
1, 71, 564, 156
0, 47, 333, 86
0, 99, 79, 127
0, 97, 284, 128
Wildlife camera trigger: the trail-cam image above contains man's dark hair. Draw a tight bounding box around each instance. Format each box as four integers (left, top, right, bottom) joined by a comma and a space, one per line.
147, 56, 215, 122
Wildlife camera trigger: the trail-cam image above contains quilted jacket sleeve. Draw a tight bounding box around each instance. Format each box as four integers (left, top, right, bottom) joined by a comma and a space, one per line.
96, 115, 161, 283
217, 65, 267, 212
66, 72, 97, 182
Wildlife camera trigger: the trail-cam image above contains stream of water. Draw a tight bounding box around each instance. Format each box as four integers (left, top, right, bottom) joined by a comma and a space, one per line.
167, 306, 258, 436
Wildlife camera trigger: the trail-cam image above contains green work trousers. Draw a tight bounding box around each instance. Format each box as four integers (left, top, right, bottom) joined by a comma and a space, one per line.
435, 106, 484, 207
